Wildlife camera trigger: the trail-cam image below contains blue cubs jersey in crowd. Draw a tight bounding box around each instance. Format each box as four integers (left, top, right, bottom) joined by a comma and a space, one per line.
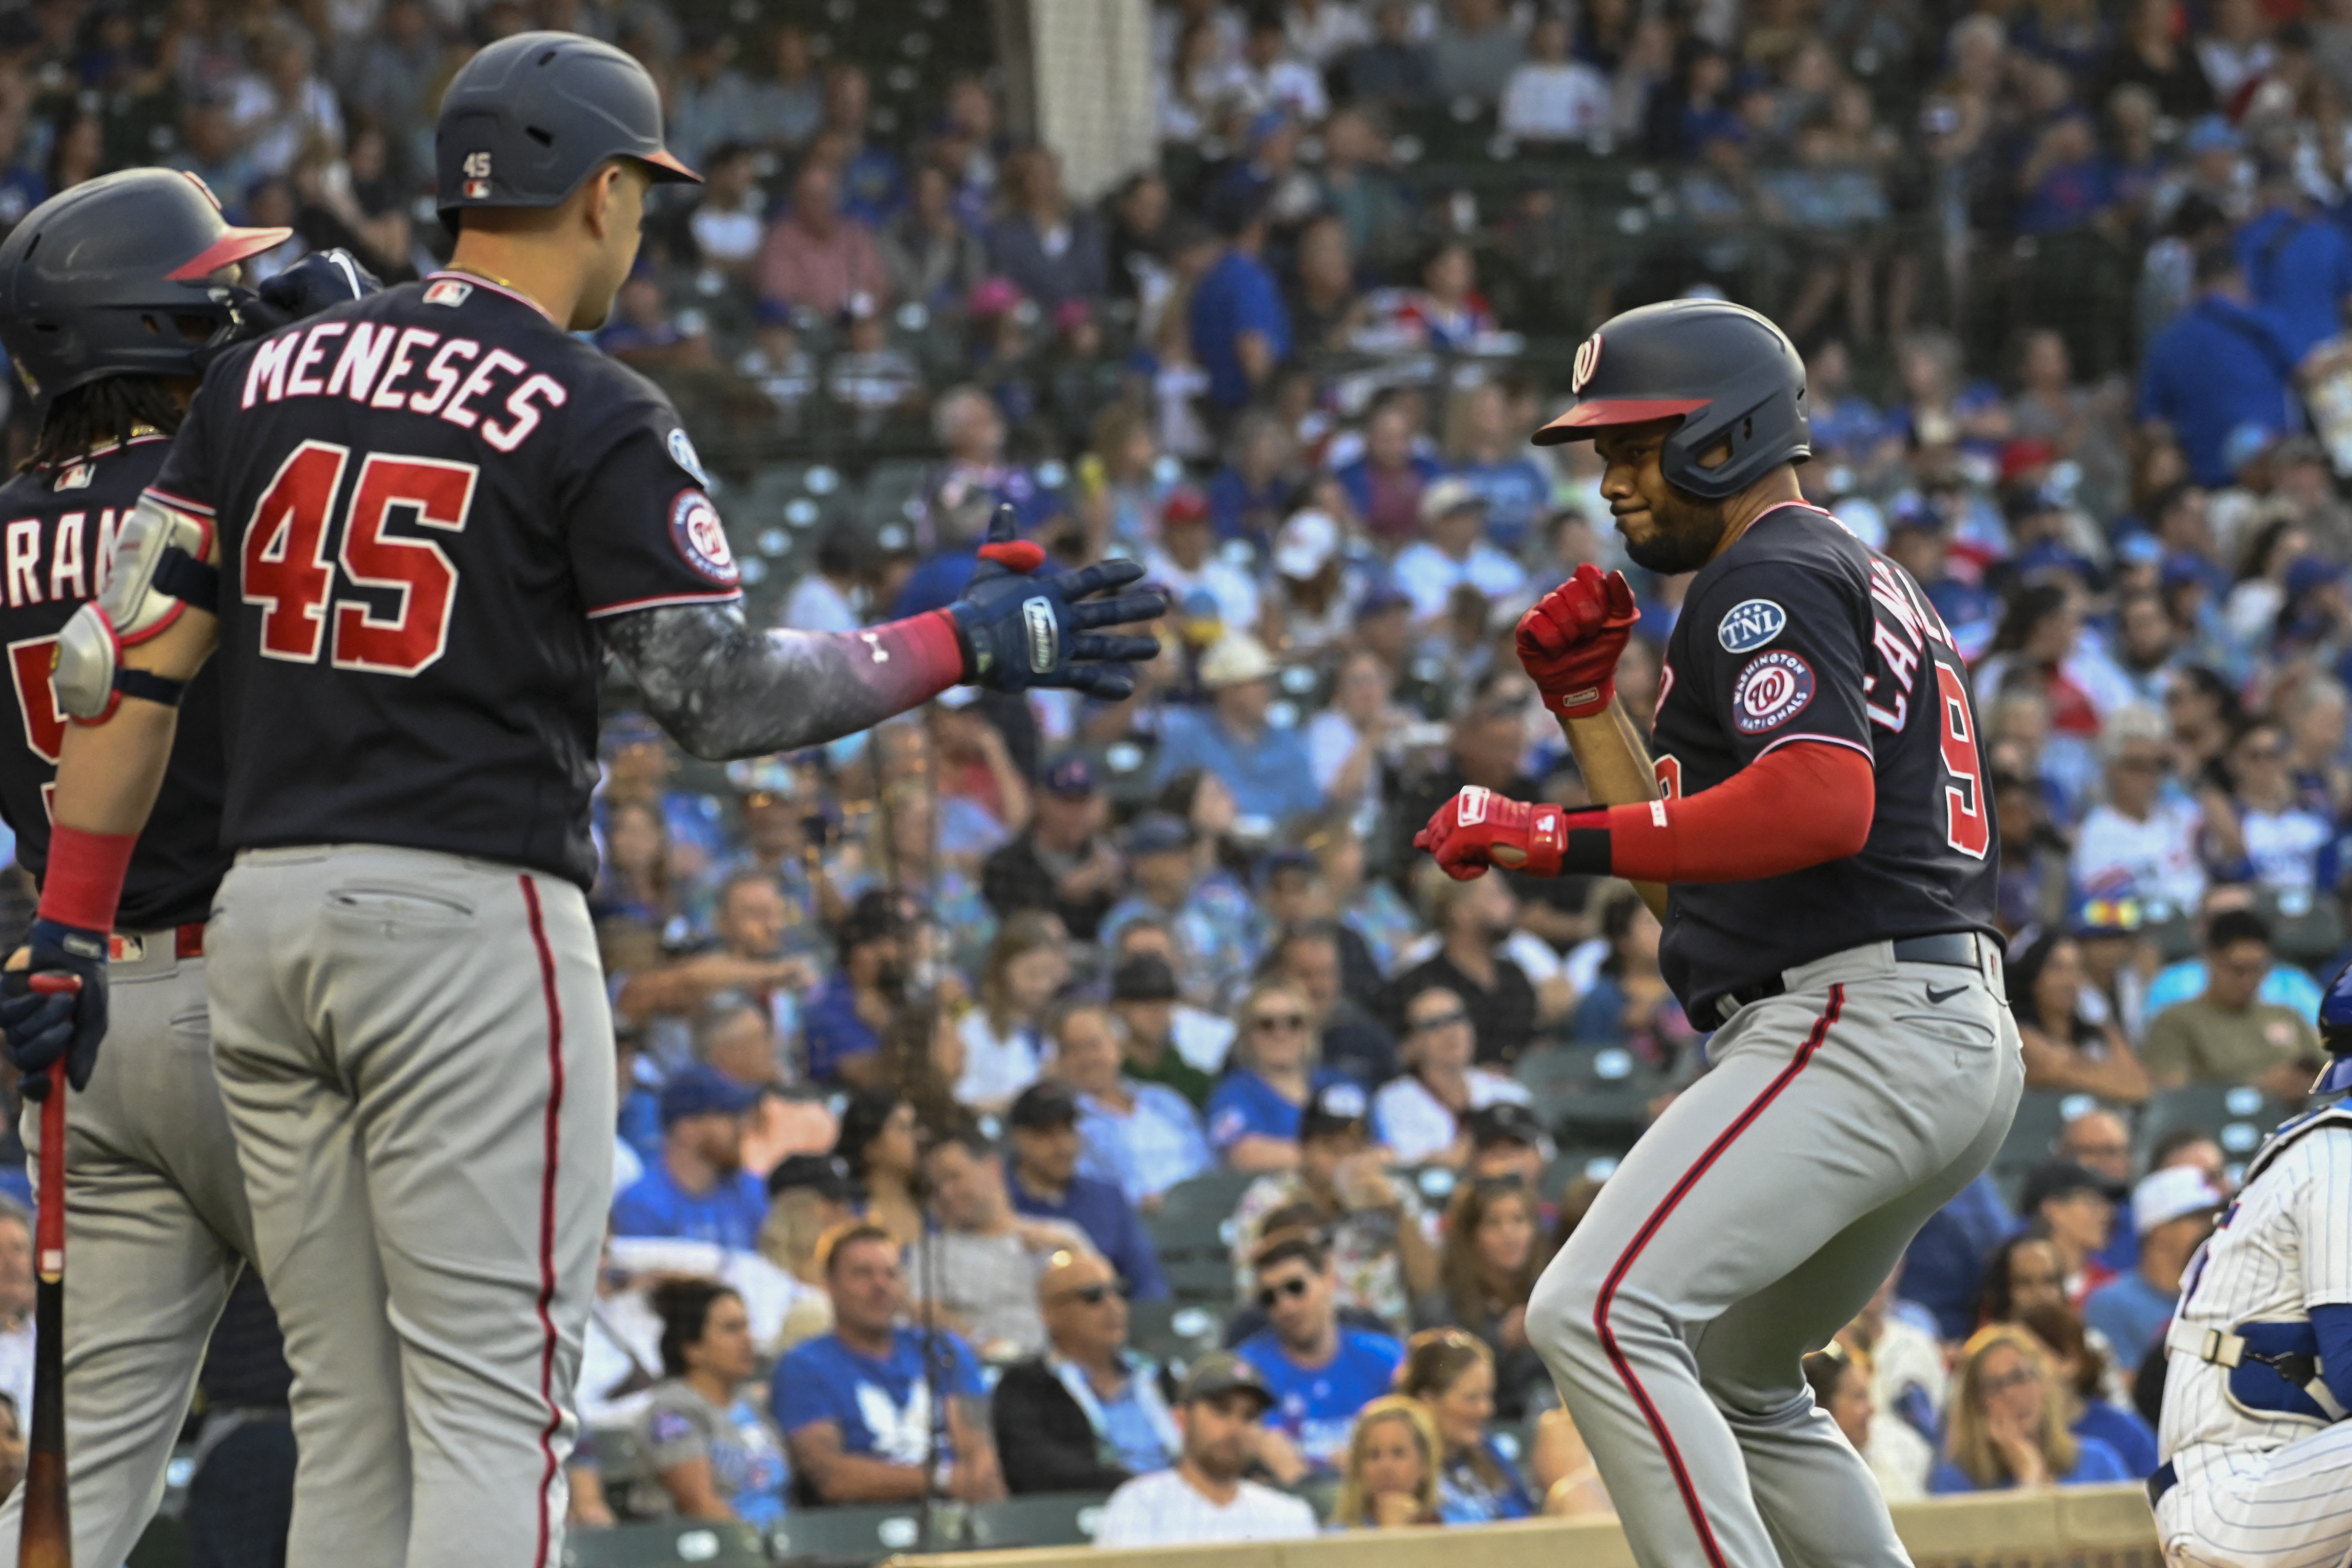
0, 434, 230, 929
608, 1162, 768, 1252
1234, 1326, 1405, 1468
149, 273, 747, 889
1650, 503, 2001, 1019
771, 1327, 984, 1464
1205, 1067, 1353, 1154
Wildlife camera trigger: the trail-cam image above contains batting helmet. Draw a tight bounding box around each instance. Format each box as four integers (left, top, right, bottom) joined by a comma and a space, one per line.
0, 168, 290, 403
435, 31, 701, 231
1532, 299, 1810, 501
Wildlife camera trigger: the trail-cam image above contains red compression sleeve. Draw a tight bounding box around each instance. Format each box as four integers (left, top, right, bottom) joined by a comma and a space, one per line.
37, 821, 138, 932
1601, 741, 1874, 883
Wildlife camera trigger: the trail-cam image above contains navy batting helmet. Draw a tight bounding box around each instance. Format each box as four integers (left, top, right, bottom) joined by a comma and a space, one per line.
435, 31, 701, 231
1532, 299, 1810, 501
0, 168, 290, 403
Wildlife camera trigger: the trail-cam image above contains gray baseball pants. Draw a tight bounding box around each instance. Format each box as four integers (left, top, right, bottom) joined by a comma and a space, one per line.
1529, 936, 2024, 1568
0, 938, 251, 1568
206, 845, 614, 1568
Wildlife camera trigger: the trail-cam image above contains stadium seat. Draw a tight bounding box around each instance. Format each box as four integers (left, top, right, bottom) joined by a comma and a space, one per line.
1518, 1045, 1661, 1151
1146, 1169, 1257, 1306
1990, 1090, 2098, 1203
563, 1519, 767, 1568
2134, 1083, 2295, 1176
962, 1491, 1113, 1549
1127, 1296, 1226, 1374
767, 1502, 958, 1563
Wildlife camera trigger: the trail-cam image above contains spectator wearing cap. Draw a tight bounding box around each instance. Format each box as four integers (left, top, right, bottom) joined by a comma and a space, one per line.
2139, 243, 2299, 489
2072, 705, 2207, 918
1374, 987, 1538, 1167
1188, 181, 1291, 417
1006, 1081, 1170, 1301
801, 892, 908, 1090
1268, 511, 1374, 660
1235, 1230, 1408, 1470
773, 1222, 1004, 1504
985, 145, 1107, 311
1265, 920, 1398, 1087
1107, 952, 1219, 1108
994, 1249, 1183, 1496
1054, 999, 1212, 1210
1150, 634, 1323, 829
1144, 486, 1262, 639
2143, 907, 2325, 1097
1208, 980, 1351, 1171
611, 1067, 771, 1253
2018, 1161, 2120, 1307
1092, 1352, 1319, 1546
1227, 1077, 1440, 1336
1466, 1103, 1552, 1196
913, 1126, 1092, 1361
756, 158, 889, 317
982, 755, 1124, 943
1100, 816, 1260, 1013
2083, 1166, 2224, 1363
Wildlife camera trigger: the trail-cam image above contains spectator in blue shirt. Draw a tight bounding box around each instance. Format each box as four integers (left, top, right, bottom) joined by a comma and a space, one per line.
1901, 1174, 2014, 1340
2083, 1166, 2223, 1367
1152, 633, 1325, 829
611, 1066, 770, 1252
774, 1221, 1005, 1503
1004, 1080, 1170, 1300
1189, 184, 1291, 414
1207, 982, 1353, 1170
2139, 244, 2301, 487
1929, 1326, 2132, 1493
2236, 173, 2352, 363
639, 1278, 791, 1525
1053, 999, 1213, 1208
985, 146, 1107, 309
803, 891, 907, 1089
1235, 1230, 1406, 1470
2017, 1302, 2160, 1479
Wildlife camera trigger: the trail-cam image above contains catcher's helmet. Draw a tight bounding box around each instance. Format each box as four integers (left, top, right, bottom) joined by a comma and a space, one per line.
1533, 299, 1810, 501
2316, 959, 2352, 1098
0, 168, 290, 403
436, 30, 700, 231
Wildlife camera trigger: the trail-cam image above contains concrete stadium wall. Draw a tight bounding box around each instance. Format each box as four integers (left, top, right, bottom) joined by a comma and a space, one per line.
903, 1483, 2162, 1568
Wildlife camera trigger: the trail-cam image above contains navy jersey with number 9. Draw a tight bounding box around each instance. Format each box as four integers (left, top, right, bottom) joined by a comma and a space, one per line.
1650, 503, 2000, 1020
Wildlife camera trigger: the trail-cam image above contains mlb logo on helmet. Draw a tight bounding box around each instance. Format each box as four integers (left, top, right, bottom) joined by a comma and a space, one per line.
1716, 598, 1786, 653
1573, 333, 1603, 394
462, 150, 492, 200
668, 489, 739, 586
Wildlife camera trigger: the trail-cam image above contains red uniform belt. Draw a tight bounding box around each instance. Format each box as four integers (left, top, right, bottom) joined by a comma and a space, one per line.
106, 923, 205, 963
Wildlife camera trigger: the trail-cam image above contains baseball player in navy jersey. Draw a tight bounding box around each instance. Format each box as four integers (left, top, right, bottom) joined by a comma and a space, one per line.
2148, 966, 2352, 1568
12, 32, 1160, 1568
0, 170, 374, 1567
1415, 299, 2022, 1568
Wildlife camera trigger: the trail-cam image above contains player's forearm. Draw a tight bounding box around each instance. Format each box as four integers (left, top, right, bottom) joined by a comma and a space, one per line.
1558, 700, 1669, 918
601, 602, 967, 760
52, 704, 180, 840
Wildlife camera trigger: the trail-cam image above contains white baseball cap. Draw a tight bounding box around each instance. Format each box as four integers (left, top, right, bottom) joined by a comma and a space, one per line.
2132, 1165, 2225, 1237
1274, 510, 1339, 579
1419, 476, 1487, 527
1199, 632, 1278, 689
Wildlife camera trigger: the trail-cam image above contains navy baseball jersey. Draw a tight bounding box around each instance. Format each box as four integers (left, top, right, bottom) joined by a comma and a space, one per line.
149, 273, 748, 889
0, 434, 230, 929
1650, 503, 2000, 1017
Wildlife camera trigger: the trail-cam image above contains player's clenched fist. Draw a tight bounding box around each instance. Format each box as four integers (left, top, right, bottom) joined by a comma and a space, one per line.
1414, 785, 1570, 880
1517, 563, 1640, 718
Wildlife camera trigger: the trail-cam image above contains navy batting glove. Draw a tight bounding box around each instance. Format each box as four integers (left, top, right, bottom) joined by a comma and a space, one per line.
0, 919, 109, 1098
259, 248, 381, 316
948, 505, 1165, 699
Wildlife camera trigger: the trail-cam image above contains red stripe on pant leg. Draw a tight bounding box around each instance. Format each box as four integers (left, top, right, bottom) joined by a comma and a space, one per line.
1591, 984, 1844, 1568
521, 876, 566, 1568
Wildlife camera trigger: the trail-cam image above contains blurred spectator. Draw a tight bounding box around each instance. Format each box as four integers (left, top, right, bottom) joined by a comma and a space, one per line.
1426, 1180, 1546, 1418
670, 28, 759, 171
1057, 999, 1213, 1209
1234, 1229, 1407, 1469
1801, 1347, 1892, 1496
2018, 1161, 2119, 1306
2139, 245, 2298, 489
1978, 1231, 2071, 1332
1444, 381, 1553, 550
1228, 1079, 1441, 1334
826, 294, 926, 439
1389, 242, 1501, 353
1397, 1327, 1537, 1521
1374, 986, 1534, 1166
988, 147, 1107, 310
1109, 953, 1221, 1108
2205, 715, 2331, 896
805, 893, 909, 1090
640, 1279, 789, 1524
1304, 651, 1406, 825
1432, 0, 1525, 103
1338, 398, 1441, 547
1092, 1353, 1319, 1546
2083, 1165, 2224, 1365
1207, 981, 1342, 1170
1233, 14, 1329, 122
1102, 809, 1261, 1010
1465, 1104, 1552, 1194
1208, 411, 1299, 548
955, 913, 1070, 1114
746, 25, 824, 148
1929, 1326, 2133, 1492
2143, 907, 2324, 1096
1153, 636, 1323, 828
2105, 0, 2218, 119
1350, 2, 1436, 112
820, 64, 906, 224
993, 1249, 1181, 1494
2005, 931, 2151, 1103
757, 160, 888, 317
1568, 889, 1699, 1069
2145, 884, 2326, 1015
914, 1126, 1089, 1361
1833, 1277, 1941, 1501
774, 1222, 1003, 1504
2072, 706, 2206, 912
611, 1067, 768, 1252
1389, 873, 1539, 1067
1318, 107, 1417, 274
1332, 1396, 1443, 1527
835, 1091, 926, 1251
1006, 1081, 1171, 1301
1503, 13, 1611, 143
984, 756, 1124, 943
1189, 185, 1290, 418
1395, 480, 1527, 621
2017, 1300, 2159, 1478
1148, 485, 1262, 638
599, 270, 716, 369
759, 1154, 861, 1349
1112, 918, 1243, 1071
1288, 214, 1370, 354
883, 161, 988, 310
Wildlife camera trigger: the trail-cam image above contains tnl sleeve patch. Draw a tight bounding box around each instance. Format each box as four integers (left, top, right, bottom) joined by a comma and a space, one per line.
1732, 650, 1815, 734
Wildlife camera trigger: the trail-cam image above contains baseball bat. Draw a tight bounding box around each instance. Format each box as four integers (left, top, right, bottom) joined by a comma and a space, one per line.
18, 974, 76, 1568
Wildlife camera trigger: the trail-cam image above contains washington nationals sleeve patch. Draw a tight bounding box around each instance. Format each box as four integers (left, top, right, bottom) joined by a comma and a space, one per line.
1733, 650, 1814, 734
668, 489, 739, 587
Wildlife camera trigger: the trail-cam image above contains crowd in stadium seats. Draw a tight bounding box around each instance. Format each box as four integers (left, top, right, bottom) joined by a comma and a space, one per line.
1, 0, 2352, 1554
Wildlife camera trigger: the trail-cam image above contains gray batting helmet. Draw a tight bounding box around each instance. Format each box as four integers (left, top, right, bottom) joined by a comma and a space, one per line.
435, 31, 700, 231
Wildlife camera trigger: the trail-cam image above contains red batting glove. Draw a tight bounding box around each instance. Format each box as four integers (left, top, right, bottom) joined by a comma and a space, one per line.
1413, 786, 1570, 881
1516, 564, 1641, 719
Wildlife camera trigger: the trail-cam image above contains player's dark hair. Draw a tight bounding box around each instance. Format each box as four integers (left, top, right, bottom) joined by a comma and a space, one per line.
2207, 907, 2273, 952
23, 375, 185, 472
650, 1277, 739, 1377
1975, 1231, 2059, 1328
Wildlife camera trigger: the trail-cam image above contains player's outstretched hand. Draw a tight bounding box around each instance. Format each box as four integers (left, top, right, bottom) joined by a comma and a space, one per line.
949, 504, 1165, 699
1517, 563, 1640, 718
1413, 785, 1571, 881
0, 920, 110, 1099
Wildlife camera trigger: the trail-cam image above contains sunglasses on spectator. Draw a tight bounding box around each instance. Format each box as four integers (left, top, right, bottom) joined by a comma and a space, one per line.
1257, 1275, 1313, 1309
1410, 1010, 1470, 1033
1981, 1365, 2042, 1397
1251, 1013, 1308, 1032
1056, 1280, 1133, 1306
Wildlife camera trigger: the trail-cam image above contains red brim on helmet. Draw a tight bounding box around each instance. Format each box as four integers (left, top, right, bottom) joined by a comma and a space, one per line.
164, 226, 296, 282
637, 149, 703, 184
1532, 397, 1711, 446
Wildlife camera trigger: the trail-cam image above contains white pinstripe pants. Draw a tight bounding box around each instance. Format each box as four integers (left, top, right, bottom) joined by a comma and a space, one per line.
2159, 1435, 2352, 1568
